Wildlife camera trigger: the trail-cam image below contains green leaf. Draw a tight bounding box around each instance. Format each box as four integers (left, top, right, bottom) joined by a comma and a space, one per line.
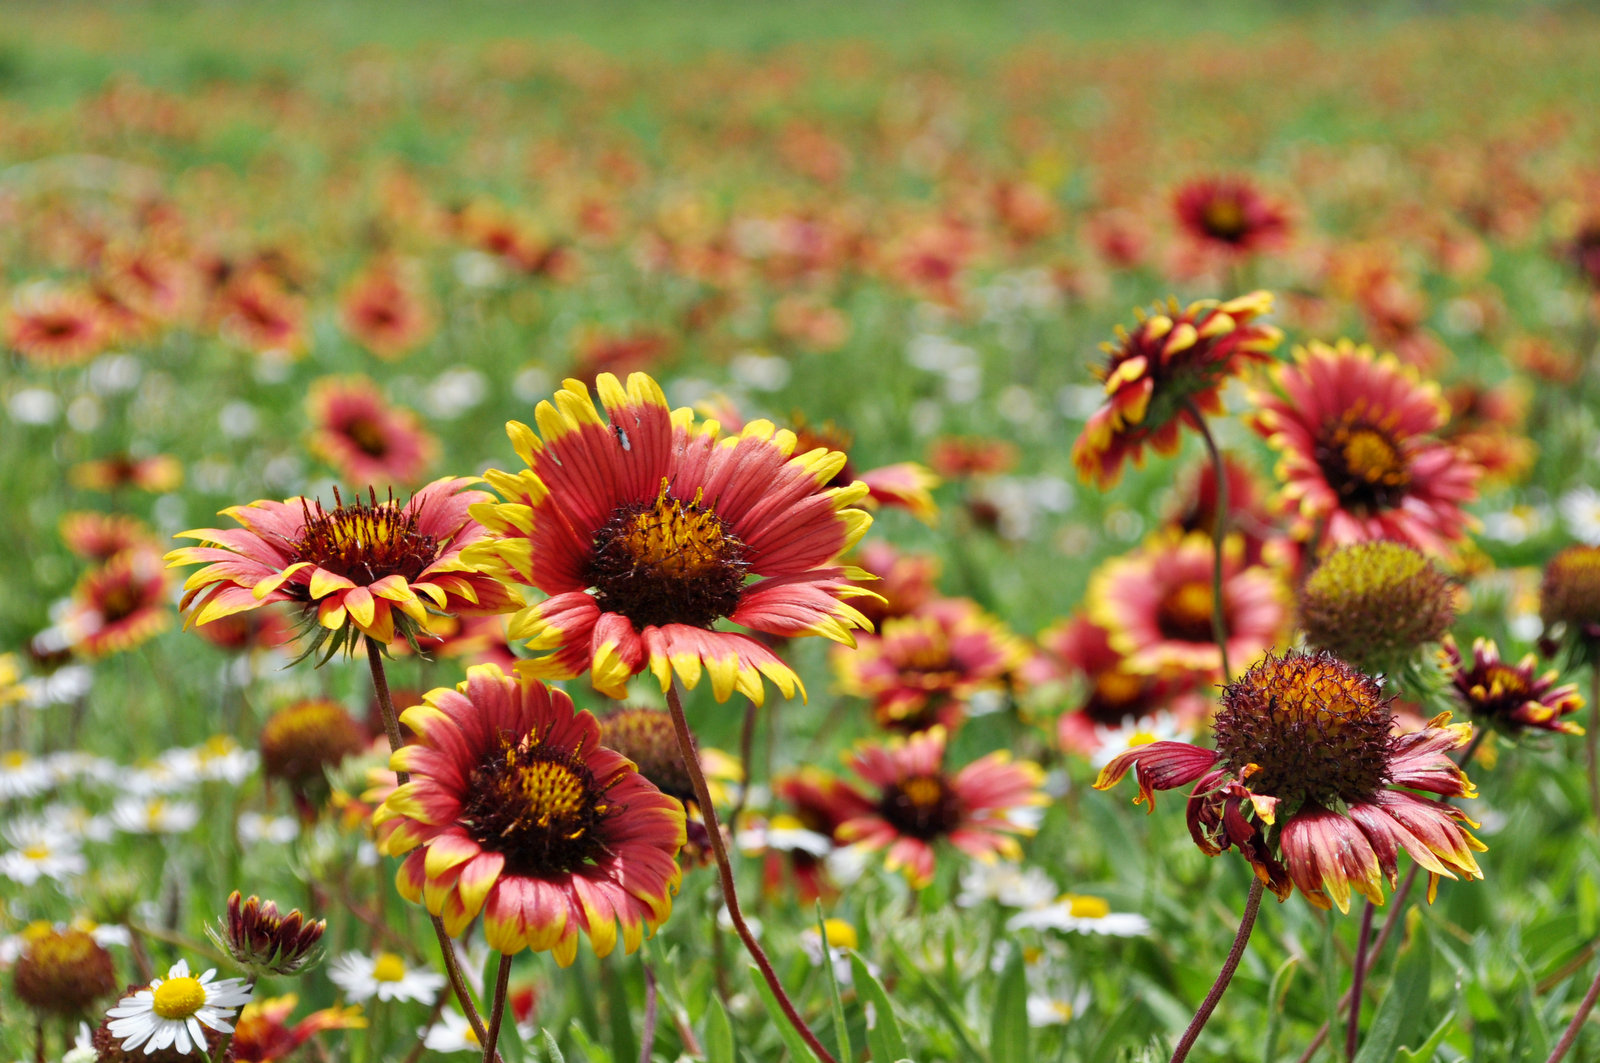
539, 1029, 567, 1063
989, 948, 1029, 1063
705, 994, 737, 1063
1261, 955, 1301, 1063
749, 964, 823, 1063
850, 952, 909, 1063
1396, 1008, 1457, 1063
815, 906, 853, 1063
1353, 920, 1433, 1063
601, 960, 640, 1063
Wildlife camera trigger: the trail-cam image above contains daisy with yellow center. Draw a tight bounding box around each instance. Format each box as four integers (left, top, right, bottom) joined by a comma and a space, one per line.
468, 371, 876, 705
326, 951, 445, 1004
106, 959, 253, 1056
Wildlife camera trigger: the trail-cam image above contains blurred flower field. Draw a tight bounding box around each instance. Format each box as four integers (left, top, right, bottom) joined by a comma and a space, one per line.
6, 1, 1600, 1060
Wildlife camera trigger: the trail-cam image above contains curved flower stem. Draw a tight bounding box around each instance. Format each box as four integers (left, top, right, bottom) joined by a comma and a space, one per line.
1345, 902, 1377, 1060
1171, 876, 1264, 1063
1545, 959, 1600, 1063
482, 953, 513, 1063
664, 681, 839, 1063
730, 695, 759, 828
364, 637, 497, 1059
1300, 725, 1489, 1063
1184, 400, 1232, 684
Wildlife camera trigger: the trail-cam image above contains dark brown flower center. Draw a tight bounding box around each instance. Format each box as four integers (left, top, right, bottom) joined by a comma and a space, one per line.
1082, 669, 1154, 726
879, 772, 961, 840
1156, 581, 1216, 644
1314, 419, 1411, 515
1201, 197, 1249, 241
286, 488, 438, 588
1542, 545, 1600, 640
1212, 651, 1393, 809
97, 583, 146, 623
343, 417, 390, 457
459, 738, 612, 877
598, 708, 693, 806
587, 480, 748, 630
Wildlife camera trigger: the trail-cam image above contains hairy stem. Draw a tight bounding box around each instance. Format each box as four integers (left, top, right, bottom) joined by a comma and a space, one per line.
482, 953, 512, 1063
664, 681, 839, 1063
1171, 876, 1265, 1063
1545, 960, 1600, 1063
1345, 903, 1376, 1060
365, 637, 497, 1060
640, 961, 660, 1063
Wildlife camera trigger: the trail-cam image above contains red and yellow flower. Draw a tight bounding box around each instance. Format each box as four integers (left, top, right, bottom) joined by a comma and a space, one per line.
63, 549, 172, 658
1096, 651, 1485, 911
231, 994, 365, 1063
306, 376, 438, 489
834, 597, 1028, 732
469, 372, 876, 704
167, 477, 519, 654
5, 285, 108, 366
1086, 530, 1288, 680
827, 726, 1046, 889
375, 665, 685, 965
1072, 292, 1282, 489
1249, 339, 1480, 554
338, 259, 435, 360
1172, 175, 1292, 257
1441, 636, 1584, 737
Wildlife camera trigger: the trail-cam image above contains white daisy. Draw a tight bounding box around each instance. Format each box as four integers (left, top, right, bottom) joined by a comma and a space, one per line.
63, 1021, 96, 1063
1006, 893, 1151, 937
421, 1008, 536, 1053
105, 959, 252, 1056
734, 814, 833, 858
1026, 986, 1091, 1027
0, 750, 52, 800
328, 951, 445, 1004
955, 861, 1058, 910
1089, 711, 1189, 770
1560, 486, 1600, 545
0, 818, 87, 885
110, 795, 200, 835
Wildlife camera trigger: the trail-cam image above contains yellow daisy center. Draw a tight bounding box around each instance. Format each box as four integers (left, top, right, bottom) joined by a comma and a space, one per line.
588, 480, 748, 630
152, 976, 207, 1020
1066, 895, 1111, 919
371, 952, 408, 983
22, 845, 50, 860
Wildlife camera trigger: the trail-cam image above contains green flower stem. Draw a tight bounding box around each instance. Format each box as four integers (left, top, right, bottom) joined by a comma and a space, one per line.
1184, 400, 1232, 684
664, 680, 840, 1063
365, 637, 498, 1062
1170, 876, 1265, 1063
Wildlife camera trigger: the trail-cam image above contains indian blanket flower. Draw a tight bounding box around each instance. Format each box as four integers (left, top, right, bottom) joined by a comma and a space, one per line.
1442, 636, 1584, 737
1096, 650, 1486, 911
62, 549, 172, 658
306, 375, 438, 488
167, 476, 520, 656
106, 959, 254, 1056
1086, 530, 1288, 680
339, 259, 435, 360
5, 285, 108, 366
469, 372, 876, 704
1071, 291, 1282, 489
1298, 541, 1456, 676
374, 665, 686, 965
230, 994, 365, 1063
828, 726, 1046, 889
70, 453, 184, 493
10, 924, 117, 1016
59, 512, 160, 562
835, 596, 1028, 732
1024, 613, 1206, 759
1249, 339, 1481, 554
1173, 175, 1292, 257
1541, 544, 1600, 651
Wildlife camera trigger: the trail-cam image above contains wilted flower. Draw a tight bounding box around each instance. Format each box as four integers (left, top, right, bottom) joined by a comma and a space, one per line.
10, 923, 118, 1016
1298, 541, 1456, 676
259, 699, 368, 813
1097, 650, 1485, 910
1541, 544, 1600, 653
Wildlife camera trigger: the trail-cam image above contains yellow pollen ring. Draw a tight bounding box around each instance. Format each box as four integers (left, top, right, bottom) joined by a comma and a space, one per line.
152, 976, 207, 1020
